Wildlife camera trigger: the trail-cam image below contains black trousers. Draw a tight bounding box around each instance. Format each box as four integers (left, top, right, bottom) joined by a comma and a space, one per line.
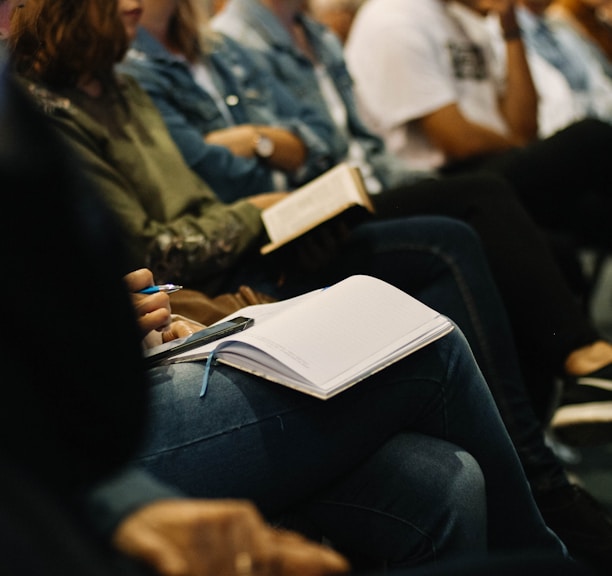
371, 130, 608, 409
447, 118, 612, 254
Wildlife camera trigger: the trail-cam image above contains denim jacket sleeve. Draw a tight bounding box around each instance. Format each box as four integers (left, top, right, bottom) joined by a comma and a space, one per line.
219, 35, 337, 185
119, 44, 276, 202
119, 30, 335, 198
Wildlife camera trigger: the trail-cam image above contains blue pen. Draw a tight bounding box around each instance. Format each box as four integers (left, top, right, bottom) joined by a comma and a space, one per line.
138, 283, 183, 295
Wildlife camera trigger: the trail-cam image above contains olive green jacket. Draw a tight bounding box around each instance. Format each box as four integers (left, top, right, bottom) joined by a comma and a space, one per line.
24, 75, 263, 291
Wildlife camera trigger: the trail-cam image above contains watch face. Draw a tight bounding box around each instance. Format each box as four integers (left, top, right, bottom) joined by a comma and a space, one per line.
255, 134, 275, 158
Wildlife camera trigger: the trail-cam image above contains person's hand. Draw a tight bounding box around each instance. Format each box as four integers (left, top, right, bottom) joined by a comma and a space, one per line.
113, 499, 351, 576
124, 269, 173, 336
161, 319, 204, 343
205, 125, 260, 158
205, 126, 306, 171
124, 269, 205, 342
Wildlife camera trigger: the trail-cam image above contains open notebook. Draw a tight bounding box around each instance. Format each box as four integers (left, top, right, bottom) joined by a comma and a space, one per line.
158, 275, 454, 399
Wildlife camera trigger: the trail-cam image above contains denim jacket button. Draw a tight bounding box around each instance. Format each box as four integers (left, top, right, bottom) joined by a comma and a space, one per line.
225, 94, 239, 106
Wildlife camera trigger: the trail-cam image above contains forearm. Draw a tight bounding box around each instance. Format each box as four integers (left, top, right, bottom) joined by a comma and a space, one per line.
419, 104, 517, 160
254, 125, 307, 171
44, 113, 263, 282
206, 125, 307, 171
144, 201, 264, 287
446, 123, 516, 158
142, 314, 206, 349
498, 7, 539, 142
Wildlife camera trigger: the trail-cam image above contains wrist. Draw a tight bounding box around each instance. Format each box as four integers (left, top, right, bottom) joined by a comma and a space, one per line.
500, 6, 520, 40
253, 132, 275, 160
503, 26, 522, 41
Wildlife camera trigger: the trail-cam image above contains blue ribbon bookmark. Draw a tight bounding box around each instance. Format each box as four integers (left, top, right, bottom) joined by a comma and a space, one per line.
200, 348, 218, 398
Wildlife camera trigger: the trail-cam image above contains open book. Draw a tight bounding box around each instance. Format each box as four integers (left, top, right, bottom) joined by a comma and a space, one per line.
260, 162, 375, 255
163, 275, 454, 399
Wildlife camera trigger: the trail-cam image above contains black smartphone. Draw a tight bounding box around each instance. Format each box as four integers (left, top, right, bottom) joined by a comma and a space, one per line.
144, 316, 254, 367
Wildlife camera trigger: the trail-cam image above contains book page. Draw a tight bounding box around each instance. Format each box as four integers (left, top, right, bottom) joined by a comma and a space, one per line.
227, 276, 446, 385
261, 163, 372, 245
217, 316, 451, 397
173, 275, 452, 396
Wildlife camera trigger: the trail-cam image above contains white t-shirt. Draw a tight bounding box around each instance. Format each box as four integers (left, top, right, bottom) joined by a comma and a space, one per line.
521, 50, 584, 137
345, 0, 508, 170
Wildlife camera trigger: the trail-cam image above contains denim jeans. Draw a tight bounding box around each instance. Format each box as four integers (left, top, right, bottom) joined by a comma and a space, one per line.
137, 326, 564, 568
227, 216, 567, 495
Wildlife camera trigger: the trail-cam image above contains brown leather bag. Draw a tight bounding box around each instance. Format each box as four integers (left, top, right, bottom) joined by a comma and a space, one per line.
169, 285, 277, 326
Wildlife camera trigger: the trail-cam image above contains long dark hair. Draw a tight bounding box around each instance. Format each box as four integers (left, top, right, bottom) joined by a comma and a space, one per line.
9, 0, 129, 88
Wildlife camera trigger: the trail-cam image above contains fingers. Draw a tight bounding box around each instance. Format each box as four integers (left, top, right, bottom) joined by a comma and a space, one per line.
124, 268, 173, 334
123, 268, 154, 292
247, 192, 289, 210
184, 502, 349, 576
161, 320, 199, 342
134, 293, 172, 334
260, 529, 350, 576
113, 499, 349, 576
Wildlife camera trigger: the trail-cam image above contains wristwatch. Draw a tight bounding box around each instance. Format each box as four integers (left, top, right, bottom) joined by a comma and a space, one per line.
253, 133, 275, 159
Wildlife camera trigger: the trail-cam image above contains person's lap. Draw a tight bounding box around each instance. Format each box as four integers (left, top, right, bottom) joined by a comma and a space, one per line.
136, 331, 489, 566
136, 332, 464, 509
452, 119, 612, 251
293, 432, 487, 569
224, 215, 567, 494
135, 327, 562, 556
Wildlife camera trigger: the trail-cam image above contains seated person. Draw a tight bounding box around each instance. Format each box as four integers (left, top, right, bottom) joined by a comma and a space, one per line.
5, 0, 612, 569
118, 0, 425, 202
343, 0, 612, 245
0, 50, 347, 576
494, 0, 612, 137
342, 0, 612, 390
1, 20, 566, 572
211, 0, 612, 418
119, 0, 340, 198
122, 265, 563, 570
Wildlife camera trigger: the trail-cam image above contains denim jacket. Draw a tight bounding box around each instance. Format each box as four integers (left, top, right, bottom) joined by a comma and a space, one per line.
119, 28, 336, 202
213, 0, 433, 190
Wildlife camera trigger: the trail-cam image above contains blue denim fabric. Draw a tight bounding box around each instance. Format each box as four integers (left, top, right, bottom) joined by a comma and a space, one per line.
118, 28, 336, 200
131, 215, 568, 566
516, 7, 612, 122
138, 327, 564, 567
224, 215, 568, 495
213, 0, 432, 190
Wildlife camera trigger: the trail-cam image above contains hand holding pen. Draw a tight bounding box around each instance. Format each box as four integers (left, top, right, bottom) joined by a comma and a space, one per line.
124, 269, 182, 336
131, 274, 198, 341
